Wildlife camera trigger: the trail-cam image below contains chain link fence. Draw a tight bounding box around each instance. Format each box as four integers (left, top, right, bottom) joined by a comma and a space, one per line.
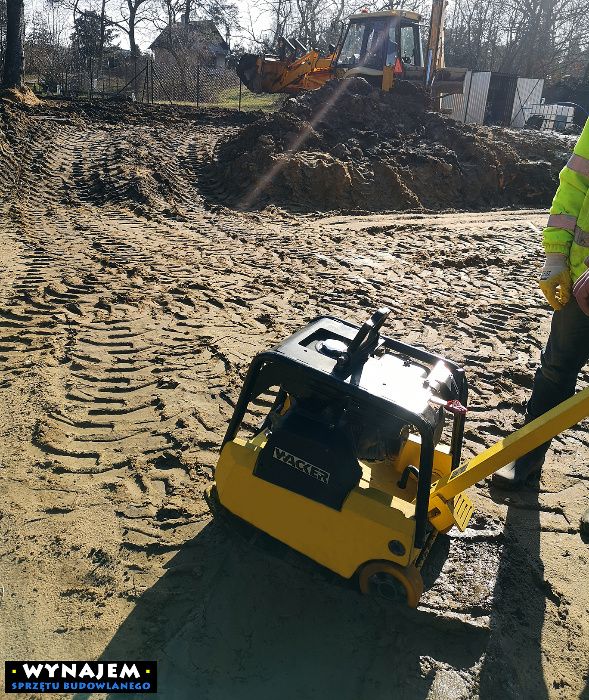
23, 47, 282, 112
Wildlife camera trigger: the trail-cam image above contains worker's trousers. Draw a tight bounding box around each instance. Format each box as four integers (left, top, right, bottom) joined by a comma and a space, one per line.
527, 299, 589, 423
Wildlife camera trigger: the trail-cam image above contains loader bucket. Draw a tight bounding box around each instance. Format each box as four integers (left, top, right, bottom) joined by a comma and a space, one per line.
237, 54, 263, 93
432, 67, 467, 97
237, 54, 291, 94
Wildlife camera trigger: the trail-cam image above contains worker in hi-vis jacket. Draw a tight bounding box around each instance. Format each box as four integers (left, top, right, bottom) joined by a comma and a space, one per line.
492, 118, 589, 537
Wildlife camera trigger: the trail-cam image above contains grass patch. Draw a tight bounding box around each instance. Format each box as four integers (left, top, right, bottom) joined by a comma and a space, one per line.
203, 85, 284, 111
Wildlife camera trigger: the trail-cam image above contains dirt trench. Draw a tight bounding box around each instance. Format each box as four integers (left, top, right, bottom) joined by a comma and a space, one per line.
0, 98, 588, 700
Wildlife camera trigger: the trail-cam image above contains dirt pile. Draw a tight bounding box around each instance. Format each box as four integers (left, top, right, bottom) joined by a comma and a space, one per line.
0, 85, 41, 106
212, 78, 574, 212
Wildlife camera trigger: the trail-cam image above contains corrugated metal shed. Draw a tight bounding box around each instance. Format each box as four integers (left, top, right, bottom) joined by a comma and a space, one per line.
463, 72, 492, 124
442, 72, 546, 129
510, 78, 545, 127
441, 71, 491, 124
440, 91, 463, 121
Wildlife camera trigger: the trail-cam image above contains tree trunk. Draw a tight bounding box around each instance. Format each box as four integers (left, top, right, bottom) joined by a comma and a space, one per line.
128, 5, 138, 56
183, 0, 191, 25
583, 58, 589, 84
2, 0, 25, 89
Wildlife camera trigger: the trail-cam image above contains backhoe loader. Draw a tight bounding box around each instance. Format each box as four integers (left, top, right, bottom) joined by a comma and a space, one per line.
237, 1, 465, 99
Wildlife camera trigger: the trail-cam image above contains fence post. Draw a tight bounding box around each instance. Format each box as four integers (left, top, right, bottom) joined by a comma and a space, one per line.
196, 64, 200, 108
150, 58, 154, 103
239, 79, 242, 112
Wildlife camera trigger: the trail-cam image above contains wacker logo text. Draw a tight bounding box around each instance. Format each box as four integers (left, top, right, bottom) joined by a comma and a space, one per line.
273, 447, 330, 484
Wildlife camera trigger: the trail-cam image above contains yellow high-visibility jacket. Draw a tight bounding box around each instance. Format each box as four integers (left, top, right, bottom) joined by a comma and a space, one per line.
543, 118, 589, 282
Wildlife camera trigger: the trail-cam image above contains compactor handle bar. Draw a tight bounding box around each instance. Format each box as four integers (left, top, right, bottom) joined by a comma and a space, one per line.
430, 384, 589, 505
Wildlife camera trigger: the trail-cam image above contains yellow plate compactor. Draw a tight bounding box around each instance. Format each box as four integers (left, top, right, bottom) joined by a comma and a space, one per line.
210, 308, 589, 607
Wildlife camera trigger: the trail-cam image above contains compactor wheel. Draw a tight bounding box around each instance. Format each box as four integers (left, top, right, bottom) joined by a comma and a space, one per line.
358, 561, 424, 608
204, 483, 228, 518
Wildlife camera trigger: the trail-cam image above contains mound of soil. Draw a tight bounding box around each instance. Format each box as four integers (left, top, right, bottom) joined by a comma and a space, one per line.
0, 85, 41, 106
212, 78, 574, 212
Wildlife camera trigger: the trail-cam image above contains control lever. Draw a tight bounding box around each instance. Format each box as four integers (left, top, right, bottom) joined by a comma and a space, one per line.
335, 307, 391, 372
429, 396, 467, 415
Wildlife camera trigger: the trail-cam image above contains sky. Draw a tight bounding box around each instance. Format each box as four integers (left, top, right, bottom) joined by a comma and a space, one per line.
26, 0, 274, 52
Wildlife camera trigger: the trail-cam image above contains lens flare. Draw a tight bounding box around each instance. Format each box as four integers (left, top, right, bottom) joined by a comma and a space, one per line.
238, 79, 357, 210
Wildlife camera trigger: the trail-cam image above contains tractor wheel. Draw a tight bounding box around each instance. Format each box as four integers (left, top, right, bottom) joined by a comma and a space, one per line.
358, 561, 424, 608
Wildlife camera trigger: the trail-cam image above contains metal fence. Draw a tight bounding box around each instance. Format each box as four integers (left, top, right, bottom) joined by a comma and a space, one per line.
23, 49, 281, 112
521, 102, 577, 132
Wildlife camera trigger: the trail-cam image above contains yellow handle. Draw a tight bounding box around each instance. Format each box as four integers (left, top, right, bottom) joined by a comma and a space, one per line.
430, 385, 589, 502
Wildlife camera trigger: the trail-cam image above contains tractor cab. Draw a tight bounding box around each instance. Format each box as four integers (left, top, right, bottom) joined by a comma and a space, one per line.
335, 10, 425, 89
237, 4, 465, 98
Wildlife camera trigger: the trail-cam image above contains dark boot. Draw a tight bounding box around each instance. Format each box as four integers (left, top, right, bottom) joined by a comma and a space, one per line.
491, 444, 548, 490
581, 508, 589, 538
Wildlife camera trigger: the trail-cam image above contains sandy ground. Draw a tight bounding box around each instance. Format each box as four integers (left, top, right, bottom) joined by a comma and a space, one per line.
0, 100, 588, 700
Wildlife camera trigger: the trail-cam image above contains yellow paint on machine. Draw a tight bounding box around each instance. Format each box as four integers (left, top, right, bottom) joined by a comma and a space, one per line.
216, 386, 589, 585
216, 438, 420, 578
428, 385, 589, 531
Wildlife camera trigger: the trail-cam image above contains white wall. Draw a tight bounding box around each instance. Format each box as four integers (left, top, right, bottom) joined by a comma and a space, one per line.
441, 71, 491, 124
510, 78, 544, 128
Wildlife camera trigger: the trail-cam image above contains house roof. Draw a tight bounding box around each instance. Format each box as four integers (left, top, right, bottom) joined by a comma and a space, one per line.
149, 20, 229, 54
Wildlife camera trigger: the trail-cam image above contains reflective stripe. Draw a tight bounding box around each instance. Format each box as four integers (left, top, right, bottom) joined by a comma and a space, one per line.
568, 153, 589, 177
547, 213, 577, 232
574, 226, 589, 247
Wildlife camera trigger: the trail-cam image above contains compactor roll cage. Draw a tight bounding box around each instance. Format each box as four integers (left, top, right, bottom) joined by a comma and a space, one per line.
222, 311, 468, 548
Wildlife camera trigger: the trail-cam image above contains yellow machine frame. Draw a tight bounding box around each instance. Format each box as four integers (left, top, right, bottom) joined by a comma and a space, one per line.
214, 386, 589, 607
237, 4, 465, 99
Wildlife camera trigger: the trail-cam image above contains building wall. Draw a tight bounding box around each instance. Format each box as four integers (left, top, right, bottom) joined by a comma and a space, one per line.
441, 71, 491, 125
510, 78, 545, 128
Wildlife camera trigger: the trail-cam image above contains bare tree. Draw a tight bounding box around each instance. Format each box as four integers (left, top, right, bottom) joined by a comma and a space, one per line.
0, 0, 7, 65
110, 0, 152, 56
445, 0, 589, 79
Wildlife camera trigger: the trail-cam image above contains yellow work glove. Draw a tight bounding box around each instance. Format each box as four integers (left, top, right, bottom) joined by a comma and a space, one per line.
538, 253, 571, 311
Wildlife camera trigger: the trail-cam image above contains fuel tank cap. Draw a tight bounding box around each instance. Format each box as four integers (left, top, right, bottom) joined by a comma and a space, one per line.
316, 339, 348, 358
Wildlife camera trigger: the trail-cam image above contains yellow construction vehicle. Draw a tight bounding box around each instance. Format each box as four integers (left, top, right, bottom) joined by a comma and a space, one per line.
208, 307, 589, 607
236, 1, 465, 98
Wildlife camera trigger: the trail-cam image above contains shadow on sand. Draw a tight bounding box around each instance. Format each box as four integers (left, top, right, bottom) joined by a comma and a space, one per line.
75, 518, 489, 700
480, 484, 550, 699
